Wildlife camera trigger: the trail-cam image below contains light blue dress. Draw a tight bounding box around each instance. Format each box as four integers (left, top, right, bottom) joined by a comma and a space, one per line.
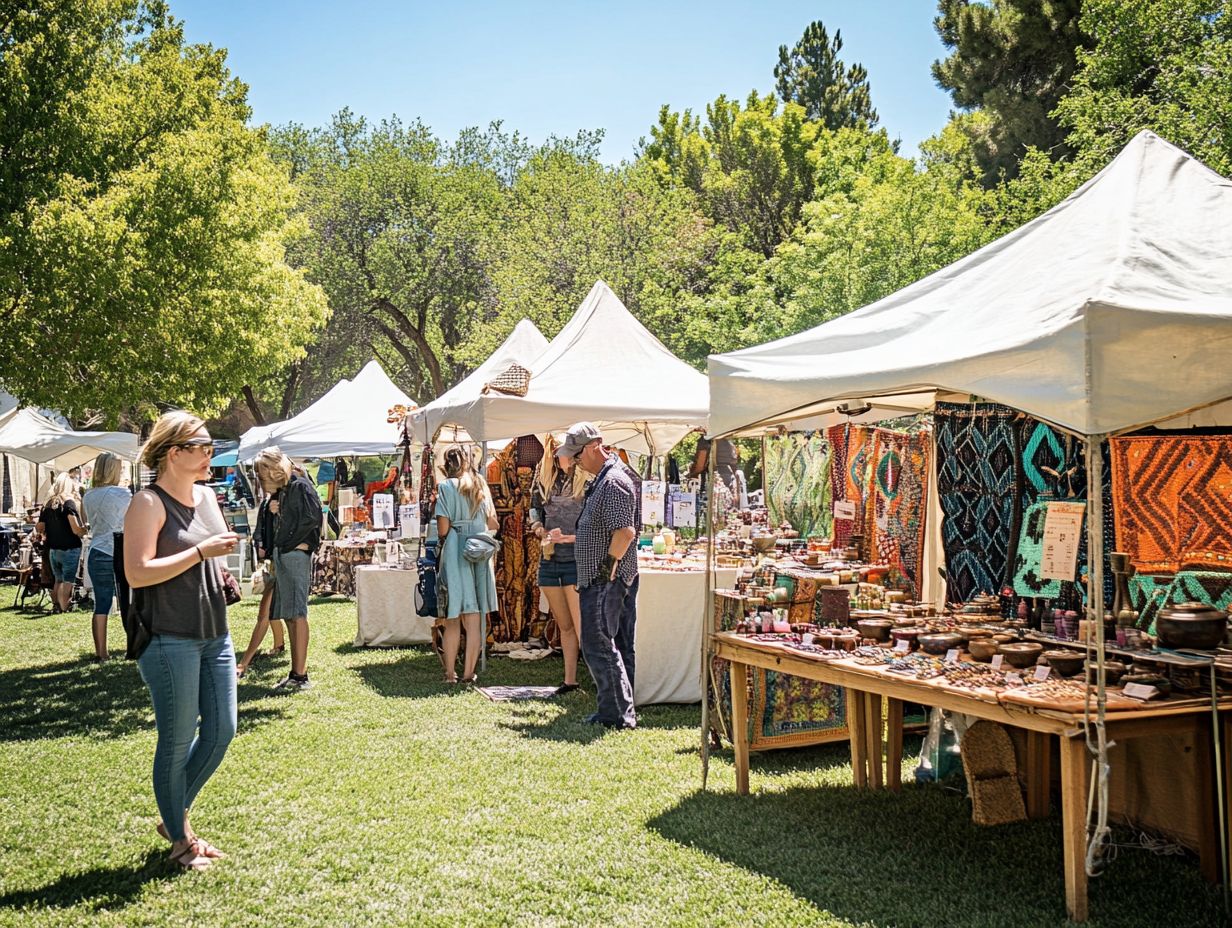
434, 479, 498, 619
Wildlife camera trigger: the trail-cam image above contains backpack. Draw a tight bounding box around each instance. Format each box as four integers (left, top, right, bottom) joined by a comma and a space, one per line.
415, 539, 441, 618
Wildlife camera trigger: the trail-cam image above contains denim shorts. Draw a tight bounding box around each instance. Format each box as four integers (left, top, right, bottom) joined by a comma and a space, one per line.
272, 548, 311, 620
87, 549, 116, 614
537, 557, 577, 588
49, 547, 82, 583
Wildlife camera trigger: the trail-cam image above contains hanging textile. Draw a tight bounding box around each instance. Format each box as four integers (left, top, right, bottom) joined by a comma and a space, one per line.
486, 438, 543, 643
827, 424, 875, 552
870, 428, 931, 599
934, 403, 1021, 603
1111, 435, 1232, 573
765, 433, 832, 538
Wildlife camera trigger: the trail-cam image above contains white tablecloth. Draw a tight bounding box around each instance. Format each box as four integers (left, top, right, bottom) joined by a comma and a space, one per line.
634, 567, 738, 706
353, 565, 435, 647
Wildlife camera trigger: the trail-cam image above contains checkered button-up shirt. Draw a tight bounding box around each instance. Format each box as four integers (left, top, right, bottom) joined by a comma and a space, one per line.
575, 455, 639, 589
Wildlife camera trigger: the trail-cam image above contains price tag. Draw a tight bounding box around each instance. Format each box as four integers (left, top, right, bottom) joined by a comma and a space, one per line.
1041, 501, 1087, 582
945, 648, 960, 664
834, 500, 856, 521
802, 633, 815, 646
1123, 682, 1159, 700
894, 638, 910, 653
1006, 672, 1023, 686
1033, 664, 1051, 682
991, 654, 1004, 670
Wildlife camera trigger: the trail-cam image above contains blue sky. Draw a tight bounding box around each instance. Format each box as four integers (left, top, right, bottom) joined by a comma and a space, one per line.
174, 1, 957, 162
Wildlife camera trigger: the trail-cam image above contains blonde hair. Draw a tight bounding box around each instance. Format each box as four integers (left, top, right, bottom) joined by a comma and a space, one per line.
46, 473, 80, 509
254, 448, 293, 489
91, 451, 123, 488
141, 411, 206, 473
442, 446, 488, 516
536, 435, 587, 501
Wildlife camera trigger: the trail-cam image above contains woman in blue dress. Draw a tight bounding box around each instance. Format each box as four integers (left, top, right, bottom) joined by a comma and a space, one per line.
434, 447, 498, 683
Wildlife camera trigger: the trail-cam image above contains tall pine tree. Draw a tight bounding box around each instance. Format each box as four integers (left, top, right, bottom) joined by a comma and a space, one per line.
774, 21, 878, 131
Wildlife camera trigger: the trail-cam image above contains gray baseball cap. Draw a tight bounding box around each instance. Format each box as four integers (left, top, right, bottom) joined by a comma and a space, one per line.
559, 421, 602, 458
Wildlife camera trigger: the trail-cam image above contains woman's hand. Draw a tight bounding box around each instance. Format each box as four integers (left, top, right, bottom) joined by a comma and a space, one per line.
532, 523, 545, 538
269, 499, 280, 515
197, 532, 239, 559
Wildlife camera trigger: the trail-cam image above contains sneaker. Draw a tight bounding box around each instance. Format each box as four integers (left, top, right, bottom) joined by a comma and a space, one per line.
273, 674, 312, 693
553, 683, 580, 696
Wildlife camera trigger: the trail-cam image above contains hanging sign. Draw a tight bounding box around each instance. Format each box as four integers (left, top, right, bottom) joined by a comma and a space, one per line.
398, 504, 420, 539
371, 493, 395, 529
834, 500, 856, 521
1041, 501, 1086, 581
641, 480, 666, 527
672, 494, 697, 528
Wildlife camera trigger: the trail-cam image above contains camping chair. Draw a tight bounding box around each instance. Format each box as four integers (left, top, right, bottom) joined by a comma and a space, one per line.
16, 545, 48, 611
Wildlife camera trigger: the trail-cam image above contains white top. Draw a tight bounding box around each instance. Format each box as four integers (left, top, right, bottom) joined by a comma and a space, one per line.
82, 485, 132, 557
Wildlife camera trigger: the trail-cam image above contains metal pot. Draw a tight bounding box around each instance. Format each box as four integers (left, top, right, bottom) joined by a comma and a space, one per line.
1156, 602, 1227, 650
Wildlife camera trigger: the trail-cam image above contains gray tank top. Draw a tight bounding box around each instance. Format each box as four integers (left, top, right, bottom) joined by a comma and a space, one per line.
544, 491, 584, 563
140, 484, 227, 639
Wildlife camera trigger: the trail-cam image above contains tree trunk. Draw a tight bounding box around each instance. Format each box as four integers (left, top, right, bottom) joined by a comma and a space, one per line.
242, 385, 267, 426
373, 297, 447, 396
279, 360, 303, 420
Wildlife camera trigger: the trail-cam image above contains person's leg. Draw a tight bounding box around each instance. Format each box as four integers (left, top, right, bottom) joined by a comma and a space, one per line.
287, 550, 310, 677
288, 617, 309, 676
137, 635, 203, 844
544, 586, 578, 686
183, 634, 238, 814
236, 616, 270, 676
613, 574, 639, 698
460, 612, 482, 681
87, 550, 115, 660
268, 618, 285, 652
441, 619, 460, 682
579, 583, 633, 725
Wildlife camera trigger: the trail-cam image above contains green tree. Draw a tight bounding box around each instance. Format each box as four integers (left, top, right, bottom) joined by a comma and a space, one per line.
0, 1, 328, 421
774, 20, 878, 131
932, 0, 1089, 185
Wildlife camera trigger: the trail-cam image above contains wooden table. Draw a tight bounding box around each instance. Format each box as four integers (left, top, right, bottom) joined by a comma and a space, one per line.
714, 632, 1227, 922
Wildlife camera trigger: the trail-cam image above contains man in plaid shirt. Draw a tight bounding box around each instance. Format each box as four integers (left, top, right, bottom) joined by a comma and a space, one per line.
559, 422, 639, 729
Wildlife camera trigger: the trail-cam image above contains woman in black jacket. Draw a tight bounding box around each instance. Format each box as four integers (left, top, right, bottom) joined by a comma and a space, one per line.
254, 449, 322, 693
234, 482, 286, 678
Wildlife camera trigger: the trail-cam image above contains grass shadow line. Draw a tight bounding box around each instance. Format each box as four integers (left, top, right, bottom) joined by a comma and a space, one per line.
0, 848, 172, 912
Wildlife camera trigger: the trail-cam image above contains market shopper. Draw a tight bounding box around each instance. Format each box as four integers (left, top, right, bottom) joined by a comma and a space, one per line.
37, 473, 85, 613
530, 437, 589, 696
124, 411, 238, 871
563, 422, 639, 729
254, 448, 321, 693
434, 447, 498, 683
81, 452, 131, 660
234, 480, 286, 678
688, 434, 739, 489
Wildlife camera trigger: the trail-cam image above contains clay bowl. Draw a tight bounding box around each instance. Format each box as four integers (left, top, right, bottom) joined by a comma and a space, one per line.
856, 618, 893, 643
919, 632, 963, 655
997, 641, 1043, 669
751, 535, 777, 555
967, 638, 1000, 663
890, 628, 921, 651
992, 633, 1017, 644
1099, 661, 1127, 686
1156, 602, 1227, 650
1041, 650, 1085, 677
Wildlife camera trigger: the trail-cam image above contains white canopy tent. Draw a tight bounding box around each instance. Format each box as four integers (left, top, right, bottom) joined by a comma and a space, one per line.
446, 281, 710, 455
705, 132, 1232, 917
409, 319, 548, 445
710, 131, 1232, 440
237, 361, 415, 462
0, 407, 138, 471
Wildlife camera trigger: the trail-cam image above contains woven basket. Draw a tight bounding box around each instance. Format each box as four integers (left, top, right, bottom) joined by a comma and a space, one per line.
483, 363, 532, 397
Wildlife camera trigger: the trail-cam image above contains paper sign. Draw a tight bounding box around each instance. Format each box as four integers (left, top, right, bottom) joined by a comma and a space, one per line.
641, 481, 666, 527
834, 500, 856, 521
371, 493, 395, 529
991, 654, 1004, 670
1006, 672, 1023, 685
802, 633, 815, 646
672, 495, 696, 528
1041, 501, 1087, 582
894, 639, 910, 653
338, 488, 357, 509
945, 649, 960, 664
398, 504, 420, 539
1123, 682, 1159, 700
1033, 664, 1051, 682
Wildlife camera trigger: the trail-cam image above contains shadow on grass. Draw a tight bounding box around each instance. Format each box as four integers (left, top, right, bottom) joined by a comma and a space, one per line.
498, 702, 610, 745
648, 783, 1228, 928
0, 658, 152, 742
0, 847, 173, 912
352, 658, 474, 701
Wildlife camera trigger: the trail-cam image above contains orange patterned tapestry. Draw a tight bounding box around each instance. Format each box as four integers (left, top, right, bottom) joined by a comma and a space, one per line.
1110, 435, 1232, 573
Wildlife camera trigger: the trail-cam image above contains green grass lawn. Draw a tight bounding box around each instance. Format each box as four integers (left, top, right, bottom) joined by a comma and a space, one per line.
0, 596, 1226, 927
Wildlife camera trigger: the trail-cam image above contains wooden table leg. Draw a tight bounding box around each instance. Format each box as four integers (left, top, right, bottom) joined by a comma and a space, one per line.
729, 661, 750, 795
1059, 734, 1090, 923
847, 688, 867, 788
865, 693, 883, 790
1026, 731, 1052, 820
1225, 715, 1232, 887
886, 698, 903, 792
1194, 716, 1219, 883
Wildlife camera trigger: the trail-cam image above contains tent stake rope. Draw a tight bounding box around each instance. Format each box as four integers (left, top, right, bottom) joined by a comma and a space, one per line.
1082, 436, 1113, 877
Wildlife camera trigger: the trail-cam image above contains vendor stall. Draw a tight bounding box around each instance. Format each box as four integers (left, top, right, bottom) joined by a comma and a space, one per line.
705, 131, 1232, 922
353, 564, 433, 647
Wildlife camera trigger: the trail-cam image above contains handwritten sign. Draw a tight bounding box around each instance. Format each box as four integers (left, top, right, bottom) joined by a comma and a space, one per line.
945, 649, 960, 664
397, 504, 419, 539
991, 654, 1004, 670
1041, 501, 1087, 581
894, 638, 910, 653
371, 493, 395, 529
1123, 682, 1159, 700
672, 495, 696, 529
641, 480, 666, 527
1033, 664, 1051, 682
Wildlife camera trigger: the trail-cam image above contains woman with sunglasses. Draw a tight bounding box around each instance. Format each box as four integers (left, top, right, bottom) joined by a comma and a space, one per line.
124, 411, 239, 871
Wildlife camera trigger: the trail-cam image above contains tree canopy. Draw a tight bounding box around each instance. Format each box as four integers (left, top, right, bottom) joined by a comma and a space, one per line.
774, 21, 878, 131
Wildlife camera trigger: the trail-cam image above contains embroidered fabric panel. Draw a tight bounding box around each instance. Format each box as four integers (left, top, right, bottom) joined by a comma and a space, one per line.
870, 428, 931, 599
766, 433, 833, 539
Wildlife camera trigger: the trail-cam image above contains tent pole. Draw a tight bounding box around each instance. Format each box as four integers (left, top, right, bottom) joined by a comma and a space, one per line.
481, 439, 488, 675
760, 436, 767, 500
700, 443, 717, 789
1083, 435, 1112, 877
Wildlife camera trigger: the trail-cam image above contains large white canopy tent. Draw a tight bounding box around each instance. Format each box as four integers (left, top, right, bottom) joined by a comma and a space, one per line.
705, 132, 1232, 916
237, 361, 415, 463
446, 281, 710, 456
410, 319, 548, 445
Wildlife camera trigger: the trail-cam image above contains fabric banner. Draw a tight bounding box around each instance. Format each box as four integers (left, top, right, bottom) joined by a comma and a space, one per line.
765, 432, 832, 539
869, 428, 931, 599
487, 438, 543, 643
828, 424, 875, 553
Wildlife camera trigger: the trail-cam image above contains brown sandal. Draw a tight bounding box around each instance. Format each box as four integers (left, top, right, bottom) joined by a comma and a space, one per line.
169, 843, 211, 871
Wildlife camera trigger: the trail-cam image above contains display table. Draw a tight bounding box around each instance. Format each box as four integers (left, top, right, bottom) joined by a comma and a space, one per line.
713, 632, 1227, 923
634, 567, 738, 706
353, 565, 434, 647
312, 541, 376, 597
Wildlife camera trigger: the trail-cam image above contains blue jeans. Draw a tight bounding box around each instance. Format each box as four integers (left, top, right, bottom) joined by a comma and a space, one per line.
579, 575, 639, 727
136, 633, 237, 841
87, 549, 116, 614
48, 547, 81, 583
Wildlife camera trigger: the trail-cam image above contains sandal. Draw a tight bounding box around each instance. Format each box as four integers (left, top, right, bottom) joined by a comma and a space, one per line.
192, 837, 225, 859
267, 645, 286, 657
236, 665, 248, 679
169, 843, 211, 871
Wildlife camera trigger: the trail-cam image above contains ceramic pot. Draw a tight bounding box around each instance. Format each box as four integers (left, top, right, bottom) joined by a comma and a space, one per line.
997, 641, 1043, 669
1156, 602, 1227, 650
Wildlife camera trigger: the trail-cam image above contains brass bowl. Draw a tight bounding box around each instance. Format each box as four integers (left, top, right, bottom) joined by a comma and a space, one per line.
919, 632, 963, 655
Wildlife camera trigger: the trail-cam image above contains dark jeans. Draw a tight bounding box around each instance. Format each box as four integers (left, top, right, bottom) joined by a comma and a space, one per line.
579, 574, 639, 727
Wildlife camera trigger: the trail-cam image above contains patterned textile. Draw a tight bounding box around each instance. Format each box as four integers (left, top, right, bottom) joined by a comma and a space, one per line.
1111, 436, 1232, 573
765, 433, 832, 539
934, 403, 1020, 603
1011, 500, 1085, 597
1130, 570, 1232, 632
311, 542, 373, 597
1021, 422, 1086, 501
828, 424, 875, 553
486, 443, 541, 643
870, 428, 931, 598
